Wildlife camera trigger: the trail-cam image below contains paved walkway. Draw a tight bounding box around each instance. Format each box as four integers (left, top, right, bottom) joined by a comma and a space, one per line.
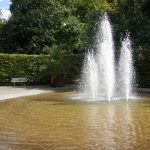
0, 85, 55, 101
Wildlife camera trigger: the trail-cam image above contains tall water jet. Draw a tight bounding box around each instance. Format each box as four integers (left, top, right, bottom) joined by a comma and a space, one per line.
81, 51, 99, 100
80, 13, 115, 101
118, 35, 135, 100
96, 14, 115, 101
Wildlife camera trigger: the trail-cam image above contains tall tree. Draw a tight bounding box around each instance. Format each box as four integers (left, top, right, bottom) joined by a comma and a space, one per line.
0, 9, 5, 52
109, 0, 144, 48
1, 0, 149, 54
1, 0, 86, 54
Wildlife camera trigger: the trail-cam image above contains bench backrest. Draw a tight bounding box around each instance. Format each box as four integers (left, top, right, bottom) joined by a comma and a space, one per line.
11, 78, 27, 82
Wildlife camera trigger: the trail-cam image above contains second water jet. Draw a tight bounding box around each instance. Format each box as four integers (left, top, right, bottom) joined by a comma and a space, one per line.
118, 35, 135, 100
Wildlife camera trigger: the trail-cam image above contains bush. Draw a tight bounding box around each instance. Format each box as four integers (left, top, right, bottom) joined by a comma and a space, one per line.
136, 48, 150, 88
0, 54, 83, 85
62, 54, 83, 83
0, 54, 49, 85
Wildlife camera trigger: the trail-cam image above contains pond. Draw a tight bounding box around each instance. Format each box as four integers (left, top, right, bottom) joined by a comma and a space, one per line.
0, 92, 150, 149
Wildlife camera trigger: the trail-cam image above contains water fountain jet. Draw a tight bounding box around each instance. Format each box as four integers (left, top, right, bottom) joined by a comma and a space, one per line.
96, 14, 115, 101
118, 35, 135, 100
78, 14, 136, 101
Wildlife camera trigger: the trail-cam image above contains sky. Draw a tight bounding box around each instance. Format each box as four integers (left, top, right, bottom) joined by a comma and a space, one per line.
0, 0, 11, 20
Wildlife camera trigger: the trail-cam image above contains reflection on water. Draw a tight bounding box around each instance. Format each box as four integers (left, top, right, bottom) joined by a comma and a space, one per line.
0, 92, 150, 149
84, 103, 136, 150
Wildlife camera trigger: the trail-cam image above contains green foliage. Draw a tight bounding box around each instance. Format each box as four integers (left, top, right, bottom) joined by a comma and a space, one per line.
0, 54, 49, 85
41, 45, 65, 75
108, 0, 141, 48
0, 9, 5, 51
0, 53, 83, 85
136, 48, 150, 87
0, 0, 150, 54
62, 54, 83, 83
41, 45, 83, 82
0, 0, 121, 54
43, 45, 65, 60
0, 0, 86, 54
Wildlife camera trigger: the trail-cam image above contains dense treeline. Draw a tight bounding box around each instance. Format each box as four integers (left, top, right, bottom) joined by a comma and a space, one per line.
0, 0, 149, 54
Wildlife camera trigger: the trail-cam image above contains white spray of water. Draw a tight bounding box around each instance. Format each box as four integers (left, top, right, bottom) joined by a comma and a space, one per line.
77, 14, 136, 102
87, 52, 99, 100
119, 35, 134, 101
80, 14, 115, 101
97, 14, 115, 101
80, 51, 99, 100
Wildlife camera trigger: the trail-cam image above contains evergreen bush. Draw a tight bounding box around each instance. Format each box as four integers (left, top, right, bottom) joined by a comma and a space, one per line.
0, 54, 82, 85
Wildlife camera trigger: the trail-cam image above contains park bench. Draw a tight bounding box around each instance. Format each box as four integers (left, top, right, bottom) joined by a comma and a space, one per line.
11, 78, 27, 86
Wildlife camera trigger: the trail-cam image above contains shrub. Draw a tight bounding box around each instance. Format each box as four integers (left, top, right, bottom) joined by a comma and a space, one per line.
0, 54, 49, 85
62, 54, 83, 83
136, 48, 150, 88
0, 54, 83, 85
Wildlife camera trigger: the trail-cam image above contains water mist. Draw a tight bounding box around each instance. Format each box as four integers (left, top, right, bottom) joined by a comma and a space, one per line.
118, 35, 135, 100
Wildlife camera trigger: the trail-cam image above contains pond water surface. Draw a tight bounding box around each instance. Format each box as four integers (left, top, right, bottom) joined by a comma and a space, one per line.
0, 92, 150, 150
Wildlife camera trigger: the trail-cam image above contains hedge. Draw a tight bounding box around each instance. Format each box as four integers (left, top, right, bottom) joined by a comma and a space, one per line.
136, 48, 150, 88
0, 54, 50, 85
0, 54, 83, 85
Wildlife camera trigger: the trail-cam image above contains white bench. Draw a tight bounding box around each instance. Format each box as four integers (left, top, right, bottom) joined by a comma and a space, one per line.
11, 78, 27, 86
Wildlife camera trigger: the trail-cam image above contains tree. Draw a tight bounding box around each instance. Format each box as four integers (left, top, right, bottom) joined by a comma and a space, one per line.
0, 9, 5, 52
142, 0, 150, 17
1, 0, 150, 54
1, 0, 86, 54
0, 10, 3, 29
108, 0, 143, 48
